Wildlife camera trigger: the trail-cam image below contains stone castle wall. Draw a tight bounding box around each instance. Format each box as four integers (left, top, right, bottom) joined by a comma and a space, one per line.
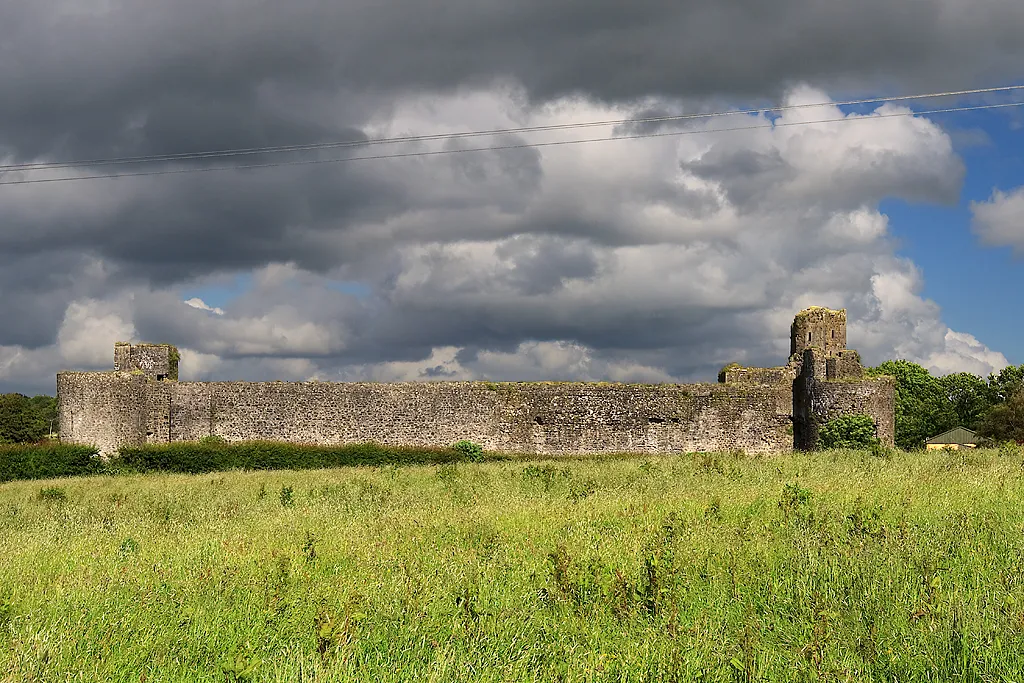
56, 372, 149, 456
57, 307, 896, 456
792, 348, 894, 449
57, 375, 795, 455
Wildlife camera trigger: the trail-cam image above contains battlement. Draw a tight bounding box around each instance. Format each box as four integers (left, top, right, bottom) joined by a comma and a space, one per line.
113, 342, 180, 380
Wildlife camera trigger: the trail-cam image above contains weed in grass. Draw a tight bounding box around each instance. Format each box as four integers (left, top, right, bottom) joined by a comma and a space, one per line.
939, 446, 992, 472
0, 597, 13, 635
999, 441, 1023, 458
222, 641, 261, 682
151, 500, 173, 526
118, 537, 140, 556
454, 581, 482, 623
779, 481, 812, 515
521, 464, 563, 492
697, 451, 725, 475
264, 555, 292, 618
314, 608, 351, 661
847, 498, 887, 542
704, 498, 722, 522
279, 485, 294, 508
546, 544, 578, 605
568, 477, 597, 503
436, 463, 459, 487
870, 441, 895, 460
302, 531, 318, 562
36, 486, 67, 503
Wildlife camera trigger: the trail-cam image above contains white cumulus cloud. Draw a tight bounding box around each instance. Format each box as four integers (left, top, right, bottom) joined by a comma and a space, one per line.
972, 187, 1024, 256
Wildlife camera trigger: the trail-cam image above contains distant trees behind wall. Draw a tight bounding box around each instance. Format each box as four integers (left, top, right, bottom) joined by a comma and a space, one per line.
867, 361, 1024, 449
0, 394, 58, 444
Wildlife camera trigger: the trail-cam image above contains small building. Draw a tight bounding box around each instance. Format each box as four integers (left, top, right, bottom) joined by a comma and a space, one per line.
925, 427, 979, 450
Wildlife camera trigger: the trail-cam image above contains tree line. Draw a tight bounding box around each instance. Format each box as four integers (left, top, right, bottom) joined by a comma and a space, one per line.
0, 394, 58, 444
866, 361, 1024, 450
2, 361, 1022, 448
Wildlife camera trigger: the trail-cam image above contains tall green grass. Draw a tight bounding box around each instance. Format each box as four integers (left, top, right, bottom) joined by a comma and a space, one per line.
1, 448, 1023, 681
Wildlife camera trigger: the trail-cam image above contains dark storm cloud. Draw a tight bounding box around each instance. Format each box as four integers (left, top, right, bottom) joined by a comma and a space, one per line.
0, 254, 83, 347
0, 0, 1008, 283
3, 0, 1023, 162
0, 251, 125, 347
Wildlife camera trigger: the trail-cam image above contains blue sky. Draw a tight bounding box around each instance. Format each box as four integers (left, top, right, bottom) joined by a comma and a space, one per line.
183, 275, 372, 311
881, 105, 1024, 367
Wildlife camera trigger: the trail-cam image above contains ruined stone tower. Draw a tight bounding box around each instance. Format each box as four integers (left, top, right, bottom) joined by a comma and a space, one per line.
113, 342, 180, 381
790, 306, 847, 357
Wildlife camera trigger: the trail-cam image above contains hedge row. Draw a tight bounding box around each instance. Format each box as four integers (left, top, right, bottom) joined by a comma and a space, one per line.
0, 439, 503, 482
116, 440, 503, 474
0, 443, 104, 483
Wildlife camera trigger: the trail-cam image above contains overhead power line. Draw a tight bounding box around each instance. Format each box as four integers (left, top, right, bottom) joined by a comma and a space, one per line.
0, 84, 1021, 175
0, 99, 1021, 187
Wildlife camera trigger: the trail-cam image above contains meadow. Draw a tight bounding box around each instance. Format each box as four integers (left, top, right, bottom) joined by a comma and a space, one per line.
1, 447, 1023, 682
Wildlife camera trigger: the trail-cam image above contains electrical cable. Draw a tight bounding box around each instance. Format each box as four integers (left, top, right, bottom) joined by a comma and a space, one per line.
0, 100, 1021, 186
0, 84, 1021, 174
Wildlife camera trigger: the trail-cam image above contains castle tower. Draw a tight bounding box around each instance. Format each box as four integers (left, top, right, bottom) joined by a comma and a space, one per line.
114, 342, 179, 380
790, 307, 846, 357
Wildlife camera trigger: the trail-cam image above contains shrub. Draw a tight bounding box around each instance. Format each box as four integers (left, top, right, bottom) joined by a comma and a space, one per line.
0, 443, 103, 483
114, 440, 504, 475
279, 485, 295, 508
452, 440, 484, 462
997, 441, 1023, 458
818, 414, 879, 450
37, 486, 68, 503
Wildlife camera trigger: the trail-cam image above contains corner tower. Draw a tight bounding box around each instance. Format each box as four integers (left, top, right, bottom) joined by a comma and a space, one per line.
113, 342, 180, 380
790, 307, 846, 357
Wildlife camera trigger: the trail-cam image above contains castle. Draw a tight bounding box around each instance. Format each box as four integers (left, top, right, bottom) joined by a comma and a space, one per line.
57, 307, 894, 455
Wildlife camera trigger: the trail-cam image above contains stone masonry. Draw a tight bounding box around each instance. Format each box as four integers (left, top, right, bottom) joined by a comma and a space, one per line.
57, 307, 894, 455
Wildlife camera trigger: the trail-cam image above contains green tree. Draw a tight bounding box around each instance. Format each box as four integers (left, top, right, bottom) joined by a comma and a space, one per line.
867, 360, 957, 450
976, 391, 1024, 444
29, 395, 58, 435
987, 364, 1024, 404
0, 394, 50, 444
939, 372, 992, 431
818, 414, 878, 449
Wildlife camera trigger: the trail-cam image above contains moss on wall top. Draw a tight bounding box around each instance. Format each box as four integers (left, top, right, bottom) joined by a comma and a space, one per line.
793, 306, 845, 320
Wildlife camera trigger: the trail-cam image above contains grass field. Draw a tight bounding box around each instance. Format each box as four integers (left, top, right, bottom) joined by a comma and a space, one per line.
2, 447, 1023, 682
